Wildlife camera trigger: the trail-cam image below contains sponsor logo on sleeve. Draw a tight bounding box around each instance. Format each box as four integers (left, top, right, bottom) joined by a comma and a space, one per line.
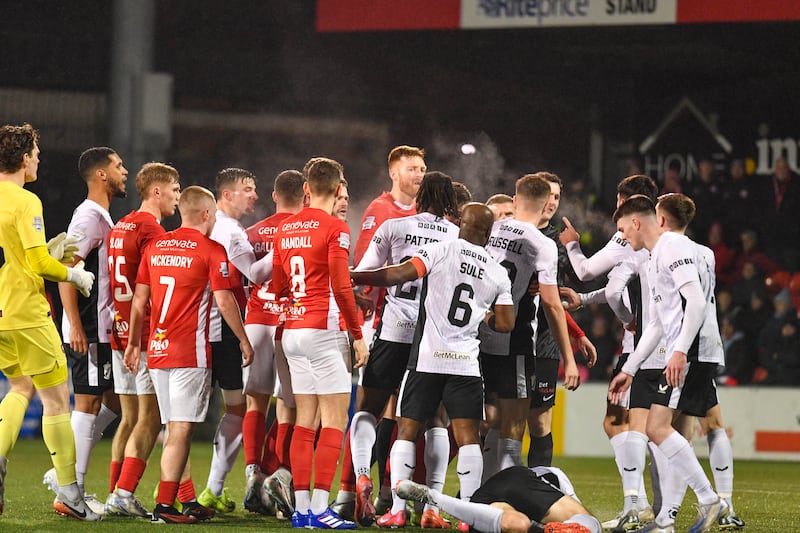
33, 216, 43, 232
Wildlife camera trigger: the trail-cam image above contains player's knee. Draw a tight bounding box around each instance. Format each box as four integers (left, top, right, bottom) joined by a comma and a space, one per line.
500, 509, 531, 533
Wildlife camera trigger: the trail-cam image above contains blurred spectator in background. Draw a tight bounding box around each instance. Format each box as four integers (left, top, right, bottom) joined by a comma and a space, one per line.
754, 313, 800, 386
585, 314, 620, 382
720, 158, 755, 248
686, 156, 720, 244
660, 160, 682, 194
731, 262, 766, 309
756, 289, 795, 364
738, 289, 773, 357
754, 157, 800, 271
707, 222, 737, 290
718, 314, 754, 386
732, 230, 781, 286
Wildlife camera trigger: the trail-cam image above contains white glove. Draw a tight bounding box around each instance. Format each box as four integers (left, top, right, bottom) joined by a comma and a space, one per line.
47, 232, 80, 263
66, 260, 95, 297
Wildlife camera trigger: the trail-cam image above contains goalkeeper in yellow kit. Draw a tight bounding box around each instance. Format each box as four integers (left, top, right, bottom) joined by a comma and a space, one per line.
0, 123, 99, 520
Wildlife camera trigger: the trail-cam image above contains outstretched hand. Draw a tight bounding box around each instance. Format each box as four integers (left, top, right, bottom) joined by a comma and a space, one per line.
559, 216, 580, 246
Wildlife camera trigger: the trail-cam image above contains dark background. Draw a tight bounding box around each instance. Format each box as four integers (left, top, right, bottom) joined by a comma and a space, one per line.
4, 1, 800, 224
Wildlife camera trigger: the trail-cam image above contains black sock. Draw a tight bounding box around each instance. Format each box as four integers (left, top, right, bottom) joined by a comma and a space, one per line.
528, 433, 554, 467
373, 418, 397, 488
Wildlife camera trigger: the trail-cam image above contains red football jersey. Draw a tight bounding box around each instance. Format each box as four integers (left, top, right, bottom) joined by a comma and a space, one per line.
354, 191, 416, 328
272, 207, 362, 339
138, 227, 233, 369
354, 191, 416, 265
107, 211, 165, 351
245, 211, 292, 326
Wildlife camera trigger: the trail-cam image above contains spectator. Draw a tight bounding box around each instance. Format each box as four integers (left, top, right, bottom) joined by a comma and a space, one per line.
686, 156, 721, 244
719, 158, 755, 248
586, 314, 620, 382
755, 313, 800, 386
756, 289, 795, 365
738, 289, 773, 357
754, 158, 800, 271
732, 230, 781, 286
718, 314, 754, 386
730, 261, 765, 309
707, 222, 737, 290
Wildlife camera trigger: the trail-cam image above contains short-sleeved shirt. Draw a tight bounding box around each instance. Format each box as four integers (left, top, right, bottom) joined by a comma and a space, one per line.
355, 212, 459, 344
107, 210, 165, 350
479, 218, 558, 356
138, 227, 233, 369
355, 191, 416, 329
271, 207, 362, 339
245, 211, 292, 327
408, 239, 513, 377
208, 209, 248, 341
647, 231, 723, 364
62, 199, 114, 343
0, 182, 53, 330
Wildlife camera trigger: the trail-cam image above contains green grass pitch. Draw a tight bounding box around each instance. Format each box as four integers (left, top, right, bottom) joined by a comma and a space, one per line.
1, 438, 798, 531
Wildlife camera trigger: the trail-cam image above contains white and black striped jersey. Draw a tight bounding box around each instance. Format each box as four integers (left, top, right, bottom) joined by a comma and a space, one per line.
409, 239, 512, 377
355, 212, 458, 344
479, 218, 558, 356
62, 199, 113, 343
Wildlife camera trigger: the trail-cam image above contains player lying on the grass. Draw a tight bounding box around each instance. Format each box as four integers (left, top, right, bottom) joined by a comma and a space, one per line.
396, 465, 601, 533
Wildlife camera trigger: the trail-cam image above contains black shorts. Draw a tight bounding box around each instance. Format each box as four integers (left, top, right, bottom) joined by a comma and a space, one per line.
639, 362, 719, 417
676, 362, 719, 417
480, 352, 533, 400
66, 342, 113, 395
629, 368, 662, 410
529, 358, 559, 409
361, 338, 411, 392
470, 466, 564, 526
211, 321, 244, 391
397, 370, 483, 421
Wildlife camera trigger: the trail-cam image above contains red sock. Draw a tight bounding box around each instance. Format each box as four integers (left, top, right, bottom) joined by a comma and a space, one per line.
157, 480, 180, 506
243, 410, 266, 467
339, 431, 356, 492
117, 457, 147, 493
314, 427, 344, 492
109, 460, 123, 493
275, 422, 294, 470
260, 419, 280, 474
290, 426, 316, 491
178, 478, 196, 503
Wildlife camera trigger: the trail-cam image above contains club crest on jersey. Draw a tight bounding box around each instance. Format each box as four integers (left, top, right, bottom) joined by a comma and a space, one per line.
219, 262, 229, 277
338, 232, 350, 249
361, 216, 376, 230
32, 216, 43, 232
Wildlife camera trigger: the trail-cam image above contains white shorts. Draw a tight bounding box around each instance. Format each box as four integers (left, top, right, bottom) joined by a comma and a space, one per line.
281, 329, 351, 395
150, 367, 212, 424
243, 324, 277, 396
273, 338, 296, 408
112, 349, 155, 395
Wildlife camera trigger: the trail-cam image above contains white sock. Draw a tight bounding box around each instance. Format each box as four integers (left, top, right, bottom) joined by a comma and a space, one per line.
647, 440, 668, 515
311, 488, 331, 514
565, 513, 602, 533
498, 438, 522, 471
206, 413, 243, 495
92, 403, 118, 445
389, 439, 416, 514
456, 444, 483, 501
658, 431, 717, 505
350, 411, 377, 478
481, 428, 500, 483
638, 471, 651, 510
424, 427, 449, 512
654, 444, 687, 527
609, 431, 628, 480
428, 488, 503, 533
71, 410, 96, 492
707, 428, 735, 511
621, 431, 647, 512
295, 489, 311, 514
